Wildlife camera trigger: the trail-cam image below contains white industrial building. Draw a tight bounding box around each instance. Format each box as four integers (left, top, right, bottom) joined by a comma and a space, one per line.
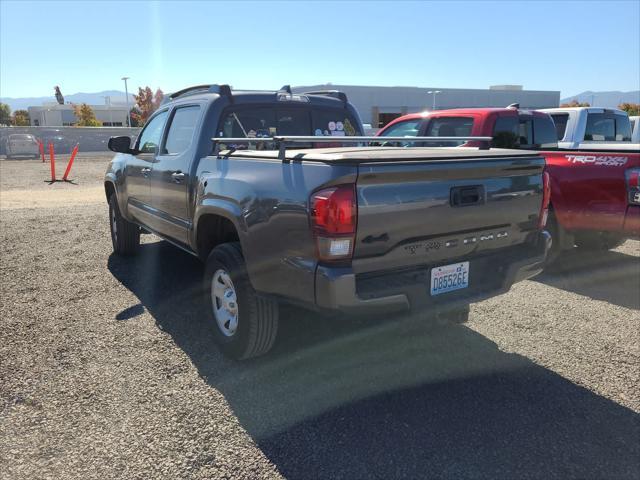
293, 84, 561, 127
28, 103, 130, 127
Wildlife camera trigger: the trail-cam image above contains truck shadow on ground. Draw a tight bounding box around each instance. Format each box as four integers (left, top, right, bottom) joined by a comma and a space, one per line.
108, 241, 640, 480
535, 247, 640, 310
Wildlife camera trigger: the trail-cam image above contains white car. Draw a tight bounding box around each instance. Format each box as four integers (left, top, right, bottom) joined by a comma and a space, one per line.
540, 107, 638, 150
6, 134, 39, 159
630, 115, 639, 143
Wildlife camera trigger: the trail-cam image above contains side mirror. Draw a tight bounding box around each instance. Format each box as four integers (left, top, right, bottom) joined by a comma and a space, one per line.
108, 136, 134, 154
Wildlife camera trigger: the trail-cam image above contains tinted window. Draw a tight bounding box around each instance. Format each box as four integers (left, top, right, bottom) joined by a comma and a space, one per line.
137, 111, 169, 153
585, 113, 615, 141
492, 116, 519, 148
518, 118, 534, 147
424, 117, 474, 146
550, 113, 569, 140
164, 106, 200, 154
615, 116, 632, 141
217, 106, 361, 150
533, 116, 558, 148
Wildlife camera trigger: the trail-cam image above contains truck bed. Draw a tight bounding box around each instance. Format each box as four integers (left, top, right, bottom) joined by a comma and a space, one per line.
225, 146, 541, 163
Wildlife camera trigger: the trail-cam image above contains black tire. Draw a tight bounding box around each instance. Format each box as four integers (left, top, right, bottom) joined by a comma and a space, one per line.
204, 242, 279, 360
108, 194, 140, 255
544, 210, 564, 265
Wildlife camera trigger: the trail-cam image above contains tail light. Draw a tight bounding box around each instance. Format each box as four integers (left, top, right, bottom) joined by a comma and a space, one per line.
310, 184, 357, 262
626, 168, 640, 205
538, 171, 551, 229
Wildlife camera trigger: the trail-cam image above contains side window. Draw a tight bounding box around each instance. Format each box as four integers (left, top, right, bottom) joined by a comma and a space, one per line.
380, 119, 421, 137
550, 114, 569, 141
424, 117, 474, 146
378, 119, 421, 147
533, 116, 558, 149
163, 106, 201, 154
492, 116, 519, 148
615, 116, 632, 141
585, 113, 615, 141
137, 110, 169, 153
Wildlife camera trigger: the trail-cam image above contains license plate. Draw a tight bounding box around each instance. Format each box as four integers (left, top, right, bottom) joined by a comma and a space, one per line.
430, 261, 469, 296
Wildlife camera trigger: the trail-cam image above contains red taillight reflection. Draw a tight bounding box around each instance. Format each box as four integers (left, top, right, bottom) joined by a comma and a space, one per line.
311, 185, 356, 235
538, 171, 551, 229
310, 184, 357, 261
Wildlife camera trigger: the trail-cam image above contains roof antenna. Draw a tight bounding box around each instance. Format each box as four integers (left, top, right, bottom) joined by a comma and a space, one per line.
507, 103, 519, 109
279, 85, 292, 94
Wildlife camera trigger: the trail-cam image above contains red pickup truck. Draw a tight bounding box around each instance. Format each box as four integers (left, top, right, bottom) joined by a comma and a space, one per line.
378, 106, 640, 258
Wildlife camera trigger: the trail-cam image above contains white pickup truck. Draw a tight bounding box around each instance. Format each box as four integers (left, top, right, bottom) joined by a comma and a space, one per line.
631, 115, 639, 143
540, 107, 638, 150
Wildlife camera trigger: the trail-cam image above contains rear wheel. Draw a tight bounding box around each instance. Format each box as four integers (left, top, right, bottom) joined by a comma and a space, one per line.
204, 242, 279, 360
108, 194, 140, 255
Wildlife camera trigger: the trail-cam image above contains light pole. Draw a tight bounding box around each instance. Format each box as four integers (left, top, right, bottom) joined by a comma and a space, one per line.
427, 90, 441, 110
122, 76, 131, 127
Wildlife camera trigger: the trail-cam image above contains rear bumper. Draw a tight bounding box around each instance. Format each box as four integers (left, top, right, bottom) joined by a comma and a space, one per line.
315, 231, 551, 314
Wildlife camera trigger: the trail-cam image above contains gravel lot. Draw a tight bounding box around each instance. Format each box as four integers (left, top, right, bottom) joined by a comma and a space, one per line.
1, 154, 639, 479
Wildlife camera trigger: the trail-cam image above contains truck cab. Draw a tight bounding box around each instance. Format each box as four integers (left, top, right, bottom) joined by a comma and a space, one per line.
377, 106, 558, 150
539, 107, 635, 150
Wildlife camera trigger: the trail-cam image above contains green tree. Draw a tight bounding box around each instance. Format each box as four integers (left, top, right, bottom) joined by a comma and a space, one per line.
560, 100, 590, 107
0, 103, 11, 125
72, 103, 102, 126
618, 103, 640, 116
12, 109, 30, 126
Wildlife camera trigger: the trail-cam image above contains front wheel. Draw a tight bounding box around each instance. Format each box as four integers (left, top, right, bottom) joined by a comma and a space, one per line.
108, 194, 140, 255
204, 242, 279, 360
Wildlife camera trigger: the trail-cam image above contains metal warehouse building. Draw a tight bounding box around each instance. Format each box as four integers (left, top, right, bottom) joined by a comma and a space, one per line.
292, 84, 560, 128
28, 103, 130, 127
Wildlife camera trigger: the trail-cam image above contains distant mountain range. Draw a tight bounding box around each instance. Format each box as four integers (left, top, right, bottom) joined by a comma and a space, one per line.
0, 90, 136, 111
2, 89, 639, 112
560, 90, 640, 109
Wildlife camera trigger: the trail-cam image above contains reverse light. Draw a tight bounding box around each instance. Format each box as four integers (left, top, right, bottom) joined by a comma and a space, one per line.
626, 168, 640, 205
310, 184, 357, 262
538, 171, 551, 229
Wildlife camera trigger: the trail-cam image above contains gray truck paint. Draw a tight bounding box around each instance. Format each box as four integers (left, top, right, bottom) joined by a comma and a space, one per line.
105, 89, 549, 313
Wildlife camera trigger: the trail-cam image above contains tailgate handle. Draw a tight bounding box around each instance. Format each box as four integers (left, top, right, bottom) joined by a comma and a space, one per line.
450, 185, 484, 207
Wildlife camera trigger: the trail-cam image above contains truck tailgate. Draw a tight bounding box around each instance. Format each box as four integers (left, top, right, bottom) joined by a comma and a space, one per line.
353, 155, 545, 273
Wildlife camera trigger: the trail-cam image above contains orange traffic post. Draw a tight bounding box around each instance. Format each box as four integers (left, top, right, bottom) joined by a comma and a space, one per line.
48, 143, 56, 182
62, 144, 79, 181
39, 141, 45, 162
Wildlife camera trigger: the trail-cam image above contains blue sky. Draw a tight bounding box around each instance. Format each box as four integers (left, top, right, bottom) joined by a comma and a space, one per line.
1, 0, 639, 99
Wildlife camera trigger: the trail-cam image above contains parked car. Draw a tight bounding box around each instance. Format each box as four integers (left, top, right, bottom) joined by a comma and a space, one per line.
540, 107, 637, 150
630, 115, 639, 143
5, 133, 39, 159
377, 106, 640, 259
105, 85, 551, 360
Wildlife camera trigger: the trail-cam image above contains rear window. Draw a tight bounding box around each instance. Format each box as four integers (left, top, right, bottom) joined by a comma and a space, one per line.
216, 106, 361, 150
492, 114, 557, 149
550, 113, 569, 140
615, 116, 632, 141
585, 113, 615, 141
533, 116, 558, 148
492, 116, 519, 148
423, 116, 474, 146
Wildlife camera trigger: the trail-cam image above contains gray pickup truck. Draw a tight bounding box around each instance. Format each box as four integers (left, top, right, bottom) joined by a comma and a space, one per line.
105, 84, 551, 359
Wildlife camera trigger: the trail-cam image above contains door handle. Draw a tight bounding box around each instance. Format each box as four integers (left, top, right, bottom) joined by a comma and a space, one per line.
171, 171, 186, 183
450, 185, 484, 207
141, 167, 151, 176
